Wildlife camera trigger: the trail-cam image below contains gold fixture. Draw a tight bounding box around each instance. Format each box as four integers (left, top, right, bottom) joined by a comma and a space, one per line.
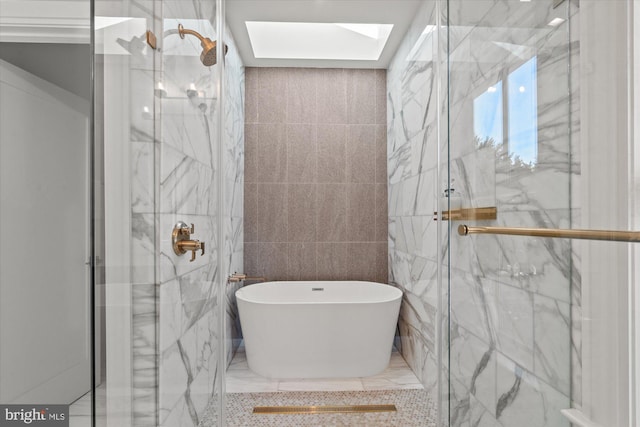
172, 221, 205, 262
178, 24, 228, 66
228, 272, 246, 282
227, 273, 267, 283
433, 206, 497, 221
253, 404, 397, 414
458, 225, 640, 242
146, 30, 157, 49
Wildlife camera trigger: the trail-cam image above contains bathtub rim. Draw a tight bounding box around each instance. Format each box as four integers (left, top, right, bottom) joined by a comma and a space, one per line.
235, 280, 403, 305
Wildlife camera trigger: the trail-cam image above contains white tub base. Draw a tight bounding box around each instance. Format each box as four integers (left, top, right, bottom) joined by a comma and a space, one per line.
236, 281, 402, 379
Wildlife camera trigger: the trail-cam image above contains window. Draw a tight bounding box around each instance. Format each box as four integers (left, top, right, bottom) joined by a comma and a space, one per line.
473, 56, 538, 166
508, 57, 538, 165
474, 81, 503, 146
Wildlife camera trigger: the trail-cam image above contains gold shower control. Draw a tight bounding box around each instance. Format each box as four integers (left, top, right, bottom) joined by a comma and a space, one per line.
172, 221, 205, 262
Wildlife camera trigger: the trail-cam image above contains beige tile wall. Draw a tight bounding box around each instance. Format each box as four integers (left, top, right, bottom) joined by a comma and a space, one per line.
244, 67, 388, 282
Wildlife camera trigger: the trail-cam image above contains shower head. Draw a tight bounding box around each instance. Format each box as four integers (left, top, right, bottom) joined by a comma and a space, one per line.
199, 38, 218, 67
178, 24, 228, 66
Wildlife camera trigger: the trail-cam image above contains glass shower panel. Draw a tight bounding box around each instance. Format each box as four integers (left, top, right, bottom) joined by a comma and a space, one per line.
94, 0, 158, 425
95, 0, 226, 424
446, 1, 572, 425
0, 0, 94, 425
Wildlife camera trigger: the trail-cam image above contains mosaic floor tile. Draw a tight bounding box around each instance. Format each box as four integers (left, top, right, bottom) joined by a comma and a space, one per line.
199, 389, 437, 427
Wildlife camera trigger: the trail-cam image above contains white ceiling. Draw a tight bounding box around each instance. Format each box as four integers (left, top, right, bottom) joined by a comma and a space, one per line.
0, 0, 424, 67
226, 0, 423, 69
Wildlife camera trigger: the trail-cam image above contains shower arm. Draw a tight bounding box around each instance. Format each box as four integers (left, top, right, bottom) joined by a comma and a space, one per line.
178, 24, 206, 43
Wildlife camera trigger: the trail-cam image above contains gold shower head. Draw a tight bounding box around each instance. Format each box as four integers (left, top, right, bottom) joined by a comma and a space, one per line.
178, 24, 228, 66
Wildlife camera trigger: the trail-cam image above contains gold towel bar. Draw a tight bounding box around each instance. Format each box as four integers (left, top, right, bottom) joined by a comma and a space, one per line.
458, 225, 640, 243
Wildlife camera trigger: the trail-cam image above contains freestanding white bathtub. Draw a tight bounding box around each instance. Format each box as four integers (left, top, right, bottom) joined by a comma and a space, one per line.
235, 281, 402, 379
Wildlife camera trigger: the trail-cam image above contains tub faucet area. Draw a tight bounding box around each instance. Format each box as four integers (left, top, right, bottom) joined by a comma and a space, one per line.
228, 272, 268, 284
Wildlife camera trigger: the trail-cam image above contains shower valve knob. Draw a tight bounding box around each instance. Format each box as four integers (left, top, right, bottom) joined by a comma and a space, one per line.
179, 223, 194, 235
172, 221, 205, 262
187, 240, 205, 262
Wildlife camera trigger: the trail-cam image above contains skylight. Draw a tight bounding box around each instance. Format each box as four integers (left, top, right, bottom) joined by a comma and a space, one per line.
245, 21, 394, 61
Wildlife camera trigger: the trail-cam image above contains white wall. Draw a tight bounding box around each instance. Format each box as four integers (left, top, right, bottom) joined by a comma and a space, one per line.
0, 58, 90, 404
0, 42, 91, 100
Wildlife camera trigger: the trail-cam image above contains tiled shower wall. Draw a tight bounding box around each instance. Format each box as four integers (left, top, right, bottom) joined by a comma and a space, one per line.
387, 0, 441, 399
155, 5, 221, 424
388, 1, 581, 426
153, 3, 244, 427
243, 67, 388, 283
222, 25, 246, 368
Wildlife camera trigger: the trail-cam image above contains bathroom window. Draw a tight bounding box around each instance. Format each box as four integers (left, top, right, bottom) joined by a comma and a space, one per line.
474, 56, 538, 166
507, 57, 538, 165
474, 81, 504, 146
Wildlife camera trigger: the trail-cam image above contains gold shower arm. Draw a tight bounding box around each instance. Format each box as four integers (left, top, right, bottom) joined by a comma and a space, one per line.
457, 225, 640, 243
178, 24, 206, 43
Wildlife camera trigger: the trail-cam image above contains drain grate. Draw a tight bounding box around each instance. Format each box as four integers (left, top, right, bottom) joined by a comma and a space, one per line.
253, 404, 397, 414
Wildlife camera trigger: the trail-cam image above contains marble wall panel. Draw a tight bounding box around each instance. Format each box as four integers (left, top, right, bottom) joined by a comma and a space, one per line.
153, 0, 245, 426
121, 1, 160, 425
131, 213, 156, 285
222, 25, 246, 365
120, 0, 244, 425
387, 0, 441, 400
495, 353, 569, 427
131, 283, 158, 427
131, 140, 155, 214
533, 293, 571, 396
449, 324, 497, 419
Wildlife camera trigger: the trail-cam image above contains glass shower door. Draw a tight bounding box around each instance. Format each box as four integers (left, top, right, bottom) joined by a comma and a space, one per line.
445, 0, 639, 426
0, 0, 94, 424
445, 0, 574, 425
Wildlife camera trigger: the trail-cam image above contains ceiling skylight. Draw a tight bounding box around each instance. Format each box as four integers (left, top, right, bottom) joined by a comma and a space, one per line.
245, 21, 394, 61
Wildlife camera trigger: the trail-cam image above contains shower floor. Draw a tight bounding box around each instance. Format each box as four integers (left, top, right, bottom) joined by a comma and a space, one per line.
226, 345, 424, 393
216, 389, 437, 427
217, 345, 436, 425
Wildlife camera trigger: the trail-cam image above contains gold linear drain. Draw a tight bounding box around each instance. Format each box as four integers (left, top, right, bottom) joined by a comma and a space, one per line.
253, 404, 397, 415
